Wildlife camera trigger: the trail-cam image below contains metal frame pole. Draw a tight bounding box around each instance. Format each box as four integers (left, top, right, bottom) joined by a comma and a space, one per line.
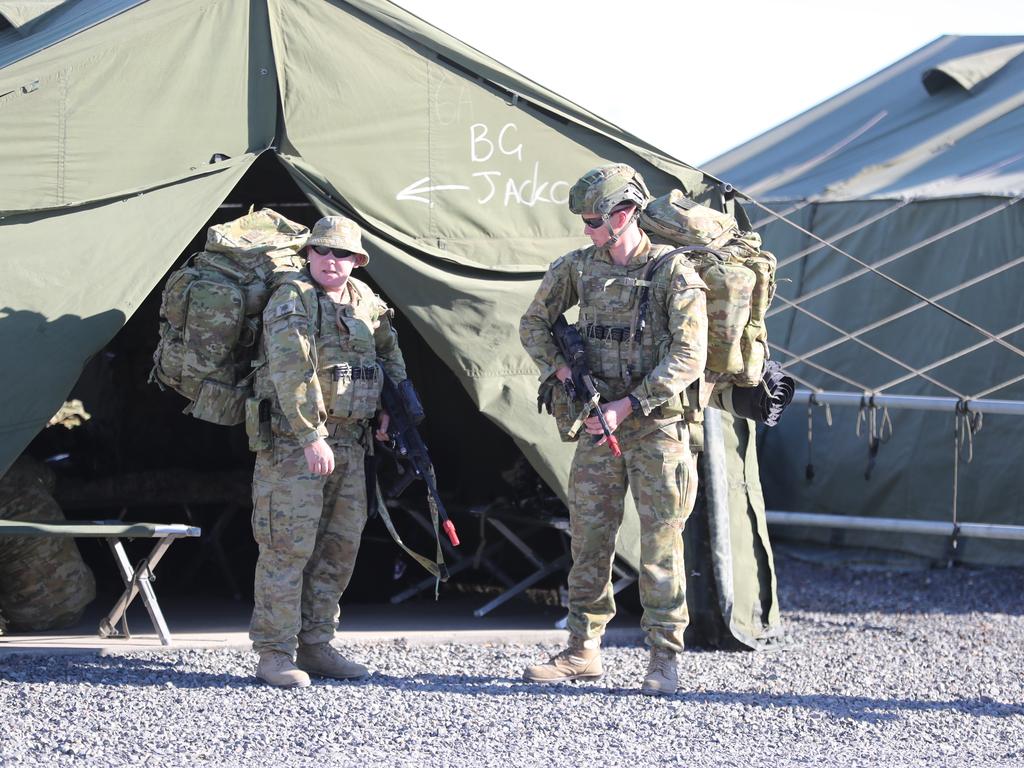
766, 510, 1024, 542
791, 389, 1024, 416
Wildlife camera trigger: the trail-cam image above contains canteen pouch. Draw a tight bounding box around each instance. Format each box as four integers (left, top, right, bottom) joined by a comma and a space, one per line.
187, 378, 247, 426
538, 377, 580, 442
552, 381, 581, 442
245, 397, 273, 452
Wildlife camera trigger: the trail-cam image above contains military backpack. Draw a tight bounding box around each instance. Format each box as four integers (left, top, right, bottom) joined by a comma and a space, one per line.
150, 208, 316, 425
639, 189, 777, 389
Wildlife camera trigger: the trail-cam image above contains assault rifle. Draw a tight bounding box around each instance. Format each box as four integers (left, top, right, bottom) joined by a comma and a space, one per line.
376, 372, 460, 548
551, 316, 622, 457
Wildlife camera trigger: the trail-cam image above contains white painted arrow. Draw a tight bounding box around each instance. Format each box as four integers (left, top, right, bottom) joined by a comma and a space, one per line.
396, 176, 471, 204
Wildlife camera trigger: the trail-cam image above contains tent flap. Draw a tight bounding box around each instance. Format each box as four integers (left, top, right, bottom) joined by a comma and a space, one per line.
0, 157, 255, 476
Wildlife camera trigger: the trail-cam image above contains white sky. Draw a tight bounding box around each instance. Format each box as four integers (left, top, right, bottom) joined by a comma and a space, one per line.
395, 0, 1023, 166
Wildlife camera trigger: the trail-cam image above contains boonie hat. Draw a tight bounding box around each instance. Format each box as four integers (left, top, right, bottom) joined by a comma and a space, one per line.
308, 216, 370, 267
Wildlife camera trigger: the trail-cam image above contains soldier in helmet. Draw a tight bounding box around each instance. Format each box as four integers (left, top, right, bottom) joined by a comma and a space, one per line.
519, 164, 708, 695
249, 215, 406, 688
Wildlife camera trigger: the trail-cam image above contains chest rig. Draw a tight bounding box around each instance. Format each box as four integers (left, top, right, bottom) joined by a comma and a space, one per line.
316, 282, 384, 421
573, 244, 703, 425
573, 245, 673, 392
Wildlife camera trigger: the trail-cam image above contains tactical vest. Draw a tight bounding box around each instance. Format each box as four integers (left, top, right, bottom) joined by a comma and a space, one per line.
572, 242, 699, 421
255, 277, 385, 433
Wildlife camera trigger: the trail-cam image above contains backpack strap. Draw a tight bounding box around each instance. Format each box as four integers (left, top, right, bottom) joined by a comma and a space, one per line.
633, 245, 717, 342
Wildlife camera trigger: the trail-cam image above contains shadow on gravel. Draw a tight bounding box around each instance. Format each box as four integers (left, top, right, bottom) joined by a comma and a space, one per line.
677, 690, 1024, 722
352, 672, 640, 698
340, 674, 1024, 718
0, 655, 252, 688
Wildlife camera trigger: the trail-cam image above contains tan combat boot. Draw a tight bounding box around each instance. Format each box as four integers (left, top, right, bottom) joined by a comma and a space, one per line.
523, 636, 603, 683
296, 642, 369, 680
641, 646, 678, 696
256, 651, 311, 689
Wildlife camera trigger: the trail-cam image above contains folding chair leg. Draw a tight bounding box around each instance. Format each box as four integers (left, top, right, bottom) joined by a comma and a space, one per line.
473, 553, 570, 617
486, 518, 547, 569
98, 538, 176, 646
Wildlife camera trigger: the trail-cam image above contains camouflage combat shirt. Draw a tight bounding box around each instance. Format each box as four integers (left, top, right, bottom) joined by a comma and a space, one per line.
254, 273, 406, 445
520, 231, 708, 438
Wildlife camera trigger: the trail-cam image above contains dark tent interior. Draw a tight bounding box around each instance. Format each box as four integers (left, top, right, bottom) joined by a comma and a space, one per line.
21, 152, 566, 610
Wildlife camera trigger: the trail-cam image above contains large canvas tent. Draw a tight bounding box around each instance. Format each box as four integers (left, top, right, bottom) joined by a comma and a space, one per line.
705, 35, 1024, 566
0, 0, 779, 641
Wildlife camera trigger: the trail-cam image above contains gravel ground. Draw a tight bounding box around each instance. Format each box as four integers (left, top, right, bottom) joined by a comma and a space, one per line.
1, 555, 1022, 767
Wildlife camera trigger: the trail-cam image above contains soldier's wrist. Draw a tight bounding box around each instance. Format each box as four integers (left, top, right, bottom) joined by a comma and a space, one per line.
627, 394, 642, 415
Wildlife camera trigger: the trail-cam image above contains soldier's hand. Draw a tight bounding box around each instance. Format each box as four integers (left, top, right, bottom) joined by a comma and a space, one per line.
555, 366, 572, 383
375, 410, 390, 442
585, 398, 631, 443
304, 438, 335, 476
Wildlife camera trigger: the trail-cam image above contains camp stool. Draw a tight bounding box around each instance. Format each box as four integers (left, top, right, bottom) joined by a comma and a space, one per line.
0, 519, 200, 646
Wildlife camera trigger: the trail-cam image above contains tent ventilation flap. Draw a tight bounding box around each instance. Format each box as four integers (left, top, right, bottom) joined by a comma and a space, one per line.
922, 41, 1024, 95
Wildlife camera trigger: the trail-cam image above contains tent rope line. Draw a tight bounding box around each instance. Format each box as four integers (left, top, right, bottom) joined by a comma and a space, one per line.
777, 253, 1024, 396
777, 199, 911, 269
973, 368, 1024, 401
737, 190, 1024, 399
750, 200, 811, 231
771, 291, 967, 398
772, 340, 872, 392
763, 193, 1023, 326
876, 318, 1024, 397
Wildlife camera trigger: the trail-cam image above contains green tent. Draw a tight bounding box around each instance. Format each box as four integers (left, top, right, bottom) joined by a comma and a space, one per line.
0, 0, 780, 644
706, 35, 1024, 566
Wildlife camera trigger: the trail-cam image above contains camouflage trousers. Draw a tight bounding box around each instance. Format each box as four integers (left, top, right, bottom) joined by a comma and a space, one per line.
249, 422, 368, 655
567, 420, 698, 652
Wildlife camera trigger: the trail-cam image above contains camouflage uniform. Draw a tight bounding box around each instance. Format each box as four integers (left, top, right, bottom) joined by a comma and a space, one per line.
520, 215, 707, 653
0, 456, 96, 631
249, 255, 405, 655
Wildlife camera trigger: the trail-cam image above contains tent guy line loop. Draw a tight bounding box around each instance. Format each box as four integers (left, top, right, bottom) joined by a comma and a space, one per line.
949, 400, 983, 559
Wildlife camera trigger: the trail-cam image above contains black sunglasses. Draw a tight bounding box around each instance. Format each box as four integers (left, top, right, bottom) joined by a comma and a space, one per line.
312, 245, 355, 258
582, 215, 605, 229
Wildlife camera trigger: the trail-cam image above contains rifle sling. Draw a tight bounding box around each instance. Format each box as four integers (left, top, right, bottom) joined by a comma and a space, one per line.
372, 481, 448, 590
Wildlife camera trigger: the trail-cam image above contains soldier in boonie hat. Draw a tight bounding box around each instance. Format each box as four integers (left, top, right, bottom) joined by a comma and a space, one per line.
250, 211, 409, 689
307, 216, 370, 267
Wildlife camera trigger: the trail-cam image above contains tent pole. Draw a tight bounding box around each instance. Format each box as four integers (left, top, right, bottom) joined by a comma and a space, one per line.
790, 389, 1024, 416
766, 510, 1024, 542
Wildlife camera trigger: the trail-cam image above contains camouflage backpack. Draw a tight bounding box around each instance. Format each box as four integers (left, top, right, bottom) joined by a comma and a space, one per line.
639, 190, 777, 389
150, 208, 316, 425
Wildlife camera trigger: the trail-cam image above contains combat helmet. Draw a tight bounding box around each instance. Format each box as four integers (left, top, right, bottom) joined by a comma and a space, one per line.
568, 163, 651, 218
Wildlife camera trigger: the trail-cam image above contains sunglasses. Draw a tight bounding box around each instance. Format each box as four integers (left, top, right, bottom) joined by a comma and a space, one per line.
582, 215, 605, 229
312, 245, 355, 258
